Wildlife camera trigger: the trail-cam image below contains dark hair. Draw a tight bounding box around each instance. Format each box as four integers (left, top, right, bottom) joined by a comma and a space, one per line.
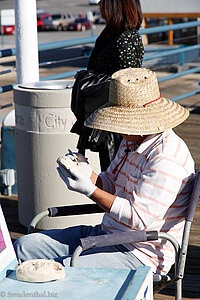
99, 0, 143, 33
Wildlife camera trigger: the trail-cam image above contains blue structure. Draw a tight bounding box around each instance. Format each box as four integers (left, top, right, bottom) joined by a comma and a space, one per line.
1, 126, 17, 194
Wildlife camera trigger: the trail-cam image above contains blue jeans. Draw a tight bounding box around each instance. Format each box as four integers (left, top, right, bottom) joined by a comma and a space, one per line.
14, 224, 144, 270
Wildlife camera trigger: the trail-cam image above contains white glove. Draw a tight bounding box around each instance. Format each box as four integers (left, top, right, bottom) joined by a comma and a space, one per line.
57, 166, 96, 197
68, 152, 92, 178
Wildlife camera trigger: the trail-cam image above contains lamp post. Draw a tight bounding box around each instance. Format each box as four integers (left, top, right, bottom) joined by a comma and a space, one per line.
14, 0, 39, 84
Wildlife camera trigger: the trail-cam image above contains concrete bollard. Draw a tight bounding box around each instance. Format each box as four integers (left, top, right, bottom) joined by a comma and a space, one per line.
13, 81, 103, 229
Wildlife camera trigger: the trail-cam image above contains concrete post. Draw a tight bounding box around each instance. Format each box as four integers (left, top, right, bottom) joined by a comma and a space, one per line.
13, 81, 103, 229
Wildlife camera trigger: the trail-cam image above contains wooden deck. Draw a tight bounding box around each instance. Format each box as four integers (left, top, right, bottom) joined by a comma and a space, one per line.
0, 73, 200, 299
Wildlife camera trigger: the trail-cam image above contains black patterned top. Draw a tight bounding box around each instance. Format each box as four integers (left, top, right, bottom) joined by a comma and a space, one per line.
87, 27, 144, 75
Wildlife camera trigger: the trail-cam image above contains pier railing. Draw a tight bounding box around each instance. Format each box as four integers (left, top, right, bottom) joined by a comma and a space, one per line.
0, 21, 200, 101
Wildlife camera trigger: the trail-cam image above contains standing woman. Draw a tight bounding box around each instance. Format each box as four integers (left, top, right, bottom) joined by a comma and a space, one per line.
73, 0, 144, 171
87, 0, 144, 75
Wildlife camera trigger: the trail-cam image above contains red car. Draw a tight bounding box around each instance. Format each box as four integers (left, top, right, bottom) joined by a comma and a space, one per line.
67, 18, 92, 32
0, 25, 15, 35
37, 13, 51, 31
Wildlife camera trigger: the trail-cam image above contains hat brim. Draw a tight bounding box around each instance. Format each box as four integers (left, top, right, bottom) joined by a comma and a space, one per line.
85, 97, 189, 135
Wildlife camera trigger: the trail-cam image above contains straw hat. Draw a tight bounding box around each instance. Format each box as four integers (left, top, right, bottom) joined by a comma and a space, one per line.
84, 68, 189, 135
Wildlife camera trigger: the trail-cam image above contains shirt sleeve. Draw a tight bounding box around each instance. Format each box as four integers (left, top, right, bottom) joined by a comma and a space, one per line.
109, 153, 194, 229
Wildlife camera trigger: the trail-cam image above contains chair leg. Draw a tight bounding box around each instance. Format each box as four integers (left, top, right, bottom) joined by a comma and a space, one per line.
175, 278, 182, 300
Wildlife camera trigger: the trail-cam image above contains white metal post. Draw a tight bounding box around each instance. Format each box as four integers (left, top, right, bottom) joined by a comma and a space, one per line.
14, 0, 39, 84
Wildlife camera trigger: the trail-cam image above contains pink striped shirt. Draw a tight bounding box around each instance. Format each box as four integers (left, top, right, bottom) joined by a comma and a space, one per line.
99, 129, 195, 274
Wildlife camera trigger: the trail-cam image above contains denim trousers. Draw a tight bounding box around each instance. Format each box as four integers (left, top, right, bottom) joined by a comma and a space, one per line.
14, 224, 144, 270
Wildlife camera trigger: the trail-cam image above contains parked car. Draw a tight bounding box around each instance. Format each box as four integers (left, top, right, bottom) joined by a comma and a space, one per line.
0, 25, 15, 35
37, 13, 51, 31
95, 17, 106, 24
67, 18, 92, 32
91, 10, 100, 23
42, 13, 73, 31
36, 8, 44, 15
88, 0, 99, 5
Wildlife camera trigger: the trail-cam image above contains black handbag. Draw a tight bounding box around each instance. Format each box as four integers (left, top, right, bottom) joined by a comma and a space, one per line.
70, 70, 122, 170
71, 70, 111, 135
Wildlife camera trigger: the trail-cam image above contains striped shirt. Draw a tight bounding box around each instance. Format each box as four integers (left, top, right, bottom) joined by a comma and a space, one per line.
99, 129, 195, 274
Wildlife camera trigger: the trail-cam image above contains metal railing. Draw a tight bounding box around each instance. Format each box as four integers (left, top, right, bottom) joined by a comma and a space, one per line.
0, 21, 200, 101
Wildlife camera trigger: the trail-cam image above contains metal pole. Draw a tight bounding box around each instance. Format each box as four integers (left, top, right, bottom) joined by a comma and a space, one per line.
14, 0, 39, 84
1, 26, 4, 48
198, 18, 200, 45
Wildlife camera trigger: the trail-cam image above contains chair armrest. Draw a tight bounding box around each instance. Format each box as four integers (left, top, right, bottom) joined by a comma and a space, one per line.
70, 231, 180, 268
48, 204, 103, 217
70, 230, 158, 267
80, 230, 158, 251
28, 204, 104, 233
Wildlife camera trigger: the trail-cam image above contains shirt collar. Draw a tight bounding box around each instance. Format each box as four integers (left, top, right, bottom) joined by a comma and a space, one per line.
136, 130, 171, 154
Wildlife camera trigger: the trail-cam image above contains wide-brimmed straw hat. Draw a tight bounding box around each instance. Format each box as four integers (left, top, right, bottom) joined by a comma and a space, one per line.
84, 68, 189, 135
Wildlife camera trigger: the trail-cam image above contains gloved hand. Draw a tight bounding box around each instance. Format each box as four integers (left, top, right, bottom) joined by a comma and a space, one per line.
65, 152, 92, 178
57, 166, 96, 197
